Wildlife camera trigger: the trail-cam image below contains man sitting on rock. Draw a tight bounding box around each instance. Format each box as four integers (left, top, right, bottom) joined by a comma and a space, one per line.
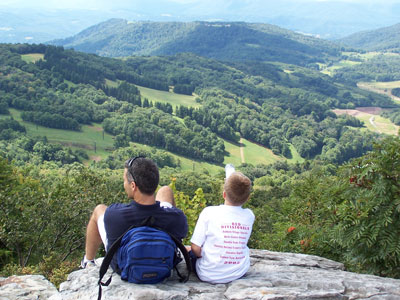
81, 156, 188, 271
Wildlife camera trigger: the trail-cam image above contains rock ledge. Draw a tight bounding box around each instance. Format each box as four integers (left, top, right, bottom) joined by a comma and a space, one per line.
1, 250, 400, 300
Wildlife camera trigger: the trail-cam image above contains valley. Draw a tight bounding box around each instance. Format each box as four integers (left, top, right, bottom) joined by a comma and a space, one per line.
2, 12, 400, 287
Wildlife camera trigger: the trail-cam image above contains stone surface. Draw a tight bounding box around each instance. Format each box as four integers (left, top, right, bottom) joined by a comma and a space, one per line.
2, 250, 400, 299
0, 275, 58, 300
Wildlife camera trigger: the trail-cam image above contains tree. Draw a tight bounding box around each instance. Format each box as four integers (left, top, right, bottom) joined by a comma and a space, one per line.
332, 136, 400, 278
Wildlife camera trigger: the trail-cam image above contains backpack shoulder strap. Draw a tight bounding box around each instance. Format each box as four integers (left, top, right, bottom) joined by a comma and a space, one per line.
169, 233, 192, 283
98, 223, 135, 300
150, 224, 192, 283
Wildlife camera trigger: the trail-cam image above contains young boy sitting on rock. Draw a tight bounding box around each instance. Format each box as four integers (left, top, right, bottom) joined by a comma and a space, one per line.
190, 165, 255, 283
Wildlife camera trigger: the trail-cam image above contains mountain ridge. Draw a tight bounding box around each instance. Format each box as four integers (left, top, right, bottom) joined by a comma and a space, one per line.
49, 19, 340, 66
338, 22, 400, 52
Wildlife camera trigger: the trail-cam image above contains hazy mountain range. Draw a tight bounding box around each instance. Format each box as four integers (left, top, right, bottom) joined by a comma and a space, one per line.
1, 1, 400, 44
338, 23, 400, 52
49, 19, 340, 65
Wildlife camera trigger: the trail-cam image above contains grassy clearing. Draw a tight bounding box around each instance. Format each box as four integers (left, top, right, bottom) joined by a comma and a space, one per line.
223, 138, 304, 166
333, 108, 399, 136
21, 53, 44, 63
360, 80, 400, 90
320, 60, 362, 76
9, 109, 114, 159
357, 114, 399, 135
136, 85, 201, 109
357, 81, 400, 104
6, 108, 306, 173
223, 139, 243, 166
7, 109, 224, 174
320, 51, 392, 76
105, 79, 119, 88
287, 144, 305, 163
241, 138, 281, 165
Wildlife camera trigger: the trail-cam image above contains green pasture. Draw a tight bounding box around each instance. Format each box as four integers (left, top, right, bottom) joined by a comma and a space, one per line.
223, 139, 243, 166
357, 113, 399, 136
105, 79, 119, 88
361, 80, 400, 90
6, 109, 224, 173
5, 108, 306, 174
21, 53, 44, 63
288, 143, 305, 163
223, 138, 304, 166
9, 109, 114, 159
319, 51, 394, 76
136, 85, 201, 109
333, 108, 399, 136
320, 60, 362, 76
241, 138, 281, 165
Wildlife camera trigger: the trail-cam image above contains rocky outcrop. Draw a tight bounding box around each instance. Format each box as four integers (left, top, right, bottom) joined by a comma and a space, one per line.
1, 250, 400, 299
0, 275, 58, 300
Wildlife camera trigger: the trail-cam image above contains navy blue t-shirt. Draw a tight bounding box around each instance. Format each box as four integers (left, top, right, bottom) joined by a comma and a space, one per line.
104, 200, 188, 270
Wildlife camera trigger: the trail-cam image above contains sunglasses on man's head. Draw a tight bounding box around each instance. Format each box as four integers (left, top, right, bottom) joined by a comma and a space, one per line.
125, 156, 145, 183
125, 156, 145, 168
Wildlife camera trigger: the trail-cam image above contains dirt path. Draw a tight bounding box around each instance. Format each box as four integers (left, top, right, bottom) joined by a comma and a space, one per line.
239, 137, 245, 163
369, 116, 381, 134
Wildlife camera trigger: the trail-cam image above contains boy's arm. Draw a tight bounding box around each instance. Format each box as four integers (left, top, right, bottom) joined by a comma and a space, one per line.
190, 208, 209, 258
191, 243, 202, 258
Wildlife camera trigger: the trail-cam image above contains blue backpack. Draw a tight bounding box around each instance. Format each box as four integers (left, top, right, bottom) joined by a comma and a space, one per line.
118, 226, 176, 283
98, 219, 191, 300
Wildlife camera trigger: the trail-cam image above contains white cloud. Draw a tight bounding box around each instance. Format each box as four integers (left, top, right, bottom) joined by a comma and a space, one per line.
0, 27, 13, 31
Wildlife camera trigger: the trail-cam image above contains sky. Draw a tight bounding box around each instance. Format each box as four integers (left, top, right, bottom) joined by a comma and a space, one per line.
1, 0, 399, 10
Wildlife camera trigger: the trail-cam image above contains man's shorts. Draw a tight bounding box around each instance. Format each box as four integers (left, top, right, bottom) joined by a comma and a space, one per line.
98, 214, 108, 249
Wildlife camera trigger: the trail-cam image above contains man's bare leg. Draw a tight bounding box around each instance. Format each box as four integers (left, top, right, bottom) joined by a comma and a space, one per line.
85, 204, 107, 260
156, 186, 176, 207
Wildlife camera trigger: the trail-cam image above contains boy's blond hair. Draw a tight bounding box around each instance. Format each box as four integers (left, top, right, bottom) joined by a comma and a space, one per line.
224, 172, 251, 206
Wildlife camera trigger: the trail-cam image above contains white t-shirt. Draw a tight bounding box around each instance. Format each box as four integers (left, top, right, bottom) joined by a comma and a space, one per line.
190, 204, 255, 283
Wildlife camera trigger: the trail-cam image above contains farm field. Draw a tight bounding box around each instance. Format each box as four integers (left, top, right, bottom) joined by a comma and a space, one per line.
357, 81, 400, 103
136, 85, 201, 109
319, 51, 394, 76
333, 107, 399, 136
5, 109, 223, 173
21, 53, 44, 63
5, 108, 305, 173
223, 138, 304, 166
8, 109, 115, 160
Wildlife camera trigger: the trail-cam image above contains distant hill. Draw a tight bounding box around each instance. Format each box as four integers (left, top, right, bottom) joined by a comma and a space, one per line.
49, 19, 340, 66
338, 23, 400, 52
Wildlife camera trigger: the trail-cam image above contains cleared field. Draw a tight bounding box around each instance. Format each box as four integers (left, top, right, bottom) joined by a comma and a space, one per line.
319, 51, 394, 76
9, 109, 115, 159
6, 108, 305, 173
136, 85, 201, 108
241, 138, 281, 165
320, 60, 362, 76
6, 109, 224, 174
21, 53, 44, 63
333, 107, 399, 136
357, 81, 400, 104
361, 81, 400, 90
105, 79, 119, 88
223, 138, 304, 166
223, 139, 243, 166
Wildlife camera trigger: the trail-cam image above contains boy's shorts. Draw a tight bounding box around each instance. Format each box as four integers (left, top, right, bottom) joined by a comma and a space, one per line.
97, 214, 108, 249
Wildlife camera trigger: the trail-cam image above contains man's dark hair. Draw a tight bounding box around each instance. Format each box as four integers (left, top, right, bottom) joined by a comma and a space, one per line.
125, 157, 159, 195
